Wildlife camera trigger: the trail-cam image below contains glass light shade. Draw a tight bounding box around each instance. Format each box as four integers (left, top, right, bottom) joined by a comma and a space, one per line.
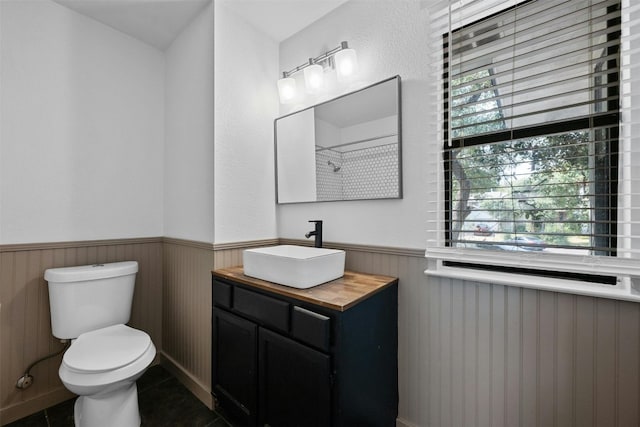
277, 77, 297, 104
334, 48, 358, 82
303, 63, 324, 94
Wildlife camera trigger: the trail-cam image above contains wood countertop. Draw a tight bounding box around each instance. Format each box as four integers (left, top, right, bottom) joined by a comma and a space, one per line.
212, 266, 398, 312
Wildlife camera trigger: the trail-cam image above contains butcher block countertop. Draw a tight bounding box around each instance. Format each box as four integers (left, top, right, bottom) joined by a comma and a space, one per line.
212, 266, 398, 312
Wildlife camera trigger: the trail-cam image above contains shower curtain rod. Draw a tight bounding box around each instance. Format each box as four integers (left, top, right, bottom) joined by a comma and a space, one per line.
315, 133, 398, 152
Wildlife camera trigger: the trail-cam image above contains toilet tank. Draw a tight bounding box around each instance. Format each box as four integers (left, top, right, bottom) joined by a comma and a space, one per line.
44, 261, 139, 339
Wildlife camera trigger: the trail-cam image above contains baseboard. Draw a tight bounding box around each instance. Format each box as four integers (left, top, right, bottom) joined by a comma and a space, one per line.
396, 417, 420, 427
0, 387, 74, 426
159, 352, 214, 410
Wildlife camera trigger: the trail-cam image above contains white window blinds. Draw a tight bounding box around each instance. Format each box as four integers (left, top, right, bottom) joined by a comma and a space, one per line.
425, 0, 640, 302
448, 0, 620, 138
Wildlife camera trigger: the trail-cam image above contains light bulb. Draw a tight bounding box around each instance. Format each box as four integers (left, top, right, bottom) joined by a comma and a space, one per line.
303, 62, 324, 94
277, 76, 297, 104
335, 47, 358, 83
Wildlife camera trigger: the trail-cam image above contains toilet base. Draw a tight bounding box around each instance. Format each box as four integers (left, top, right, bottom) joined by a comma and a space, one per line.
73, 381, 140, 427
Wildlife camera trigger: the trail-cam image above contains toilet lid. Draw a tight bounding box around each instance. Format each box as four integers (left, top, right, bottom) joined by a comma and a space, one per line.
63, 324, 152, 373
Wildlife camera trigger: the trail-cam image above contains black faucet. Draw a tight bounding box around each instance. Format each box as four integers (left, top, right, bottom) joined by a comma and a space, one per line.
305, 220, 323, 248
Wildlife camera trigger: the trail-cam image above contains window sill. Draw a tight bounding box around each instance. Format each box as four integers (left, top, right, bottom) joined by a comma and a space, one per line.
424, 248, 640, 303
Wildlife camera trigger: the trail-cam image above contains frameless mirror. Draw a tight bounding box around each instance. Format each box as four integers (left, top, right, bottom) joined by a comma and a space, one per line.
275, 75, 402, 204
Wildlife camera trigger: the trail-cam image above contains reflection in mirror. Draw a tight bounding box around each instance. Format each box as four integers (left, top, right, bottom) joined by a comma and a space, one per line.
275, 75, 401, 204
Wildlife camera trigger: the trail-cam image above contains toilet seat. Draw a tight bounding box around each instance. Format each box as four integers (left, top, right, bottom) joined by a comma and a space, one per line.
64, 324, 152, 373
60, 324, 156, 394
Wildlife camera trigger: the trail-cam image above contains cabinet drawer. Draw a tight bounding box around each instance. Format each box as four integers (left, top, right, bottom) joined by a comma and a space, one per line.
212, 280, 232, 308
291, 306, 330, 352
234, 287, 290, 332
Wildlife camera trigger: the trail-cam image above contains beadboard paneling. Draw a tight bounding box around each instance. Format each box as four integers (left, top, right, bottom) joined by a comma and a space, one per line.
5, 238, 640, 427
212, 247, 244, 269
162, 239, 214, 409
350, 259, 639, 426
0, 239, 163, 425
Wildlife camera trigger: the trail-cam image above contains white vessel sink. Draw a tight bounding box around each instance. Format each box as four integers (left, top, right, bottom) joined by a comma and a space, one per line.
243, 245, 345, 289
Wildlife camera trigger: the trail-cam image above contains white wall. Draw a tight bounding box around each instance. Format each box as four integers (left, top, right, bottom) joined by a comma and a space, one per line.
277, 1, 431, 249
213, 2, 279, 244
0, 0, 164, 244
164, 1, 215, 243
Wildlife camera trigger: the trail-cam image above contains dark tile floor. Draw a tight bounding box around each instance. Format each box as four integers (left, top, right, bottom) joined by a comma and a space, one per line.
6, 365, 234, 427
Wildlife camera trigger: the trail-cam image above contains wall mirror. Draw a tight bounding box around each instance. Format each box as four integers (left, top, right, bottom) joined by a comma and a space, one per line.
275, 75, 402, 204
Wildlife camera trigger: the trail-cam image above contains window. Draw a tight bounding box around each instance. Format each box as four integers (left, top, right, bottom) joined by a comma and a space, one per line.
445, 0, 620, 259
425, 0, 640, 299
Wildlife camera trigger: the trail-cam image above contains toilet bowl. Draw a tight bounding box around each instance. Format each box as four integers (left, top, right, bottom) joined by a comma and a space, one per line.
44, 261, 155, 427
59, 324, 156, 427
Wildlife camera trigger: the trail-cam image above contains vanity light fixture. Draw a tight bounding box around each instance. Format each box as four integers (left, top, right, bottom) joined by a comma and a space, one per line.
277, 41, 358, 103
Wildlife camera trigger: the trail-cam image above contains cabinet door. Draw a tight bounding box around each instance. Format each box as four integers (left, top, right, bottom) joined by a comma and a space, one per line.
259, 328, 331, 427
212, 309, 258, 426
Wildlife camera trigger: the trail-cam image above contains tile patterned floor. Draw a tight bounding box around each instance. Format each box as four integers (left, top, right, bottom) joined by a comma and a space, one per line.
5, 365, 233, 427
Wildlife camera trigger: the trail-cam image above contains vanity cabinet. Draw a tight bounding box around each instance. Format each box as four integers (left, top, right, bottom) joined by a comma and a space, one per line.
212, 267, 398, 427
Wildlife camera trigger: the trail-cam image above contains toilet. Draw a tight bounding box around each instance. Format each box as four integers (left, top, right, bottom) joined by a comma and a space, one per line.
44, 261, 156, 427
